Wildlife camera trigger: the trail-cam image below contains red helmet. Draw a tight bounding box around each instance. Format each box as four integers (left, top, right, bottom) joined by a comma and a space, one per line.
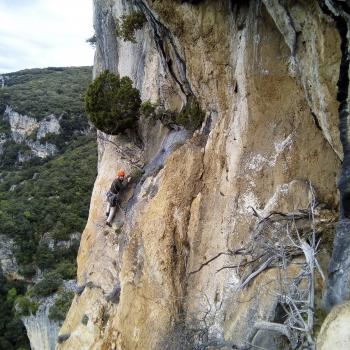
117, 170, 125, 178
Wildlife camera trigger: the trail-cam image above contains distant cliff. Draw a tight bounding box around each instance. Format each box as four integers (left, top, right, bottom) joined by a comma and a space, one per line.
58, 1, 350, 349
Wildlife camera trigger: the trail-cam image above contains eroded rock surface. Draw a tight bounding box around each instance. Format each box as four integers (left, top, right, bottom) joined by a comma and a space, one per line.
3, 106, 59, 158
58, 1, 348, 349
317, 301, 350, 350
0, 234, 20, 279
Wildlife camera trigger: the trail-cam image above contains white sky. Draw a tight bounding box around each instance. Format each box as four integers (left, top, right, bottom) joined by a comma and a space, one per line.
0, 0, 94, 73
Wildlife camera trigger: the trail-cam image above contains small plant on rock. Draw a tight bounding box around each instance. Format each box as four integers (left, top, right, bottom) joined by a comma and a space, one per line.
176, 97, 205, 131
85, 70, 141, 135
130, 168, 144, 182
15, 296, 39, 317
116, 10, 147, 43
48, 290, 74, 322
140, 100, 158, 119
86, 34, 97, 47
32, 271, 63, 297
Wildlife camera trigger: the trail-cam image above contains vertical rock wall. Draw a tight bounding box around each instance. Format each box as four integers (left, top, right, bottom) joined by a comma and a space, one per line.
58, 0, 347, 349
22, 299, 60, 350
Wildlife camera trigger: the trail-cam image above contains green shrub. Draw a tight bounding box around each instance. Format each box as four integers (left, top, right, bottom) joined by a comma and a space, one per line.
85, 71, 141, 135
35, 245, 56, 270
15, 296, 39, 317
0, 141, 32, 168
0, 118, 11, 136
116, 11, 147, 43
27, 129, 37, 141
86, 34, 97, 47
0, 276, 30, 348
19, 264, 36, 278
1, 135, 96, 272
48, 290, 74, 322
53, 261, 77, 280
140, 100, 157, 119
32, 272, 63, 297
130, 168, 144, 182
176, 97, 205, 131
6, 288, 17, 304
140, 98, 205, 131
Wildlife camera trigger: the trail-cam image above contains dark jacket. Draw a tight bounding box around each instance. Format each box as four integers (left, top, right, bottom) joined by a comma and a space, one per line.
110, 178, 127, 194
107, 178, 127, 207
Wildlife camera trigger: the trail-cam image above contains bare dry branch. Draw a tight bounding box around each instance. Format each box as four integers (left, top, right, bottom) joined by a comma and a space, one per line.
240, 256, 275, 289
254, 321, 295, 347
189, 248, 248, 275
97, 134, 144, 170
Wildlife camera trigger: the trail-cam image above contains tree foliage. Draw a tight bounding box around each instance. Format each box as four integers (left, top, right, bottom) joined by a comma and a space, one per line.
140, 97, 206, 131
0, 273, 30, 349
85, 71, 141, 134
32, 272, 63, 297
116, 11, 147, 43
86, 34, 97, 47
48, 291, 74, 322
176, 97, 205, 131
0, 135, 97, 274
15, 296, 38, 317
0, 67, 92, 119
0, 65, 96, 348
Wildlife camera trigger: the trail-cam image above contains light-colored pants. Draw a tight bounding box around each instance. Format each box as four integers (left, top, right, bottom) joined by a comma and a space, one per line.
106, 203, 117, 224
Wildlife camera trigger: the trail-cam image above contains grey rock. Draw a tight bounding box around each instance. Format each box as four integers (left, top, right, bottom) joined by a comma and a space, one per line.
105, 283, 121, 303
0, 132, 7, 156
36, 114, 60, 140
324, 219, 350, 308
81, 314, 89, 325
5, 106, 39, 142
21, 296, 61, 350
17, 150, 34, 163
0, 235, 19, 277
9, 184, 17, 192
0, 75, 5, 89
76, 284, 86, 295
57, 334, 70, 344
27, 140, 58, 158
22, 280, 76, 350
252, 329, 291, 350
3, 106, 60, 159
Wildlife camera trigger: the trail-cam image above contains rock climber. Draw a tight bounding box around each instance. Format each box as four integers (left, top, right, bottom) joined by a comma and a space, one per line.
105, 169, 130, 227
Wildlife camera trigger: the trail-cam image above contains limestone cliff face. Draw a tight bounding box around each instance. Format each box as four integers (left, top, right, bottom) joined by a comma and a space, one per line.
2, 106, 60, 159
58, 1, 348, 349
22, 297, 61, 350
0, 234, 19, 279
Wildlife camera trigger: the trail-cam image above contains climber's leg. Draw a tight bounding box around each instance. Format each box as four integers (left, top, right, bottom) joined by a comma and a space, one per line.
106, 205, 117, 226
106, 202, 111, 217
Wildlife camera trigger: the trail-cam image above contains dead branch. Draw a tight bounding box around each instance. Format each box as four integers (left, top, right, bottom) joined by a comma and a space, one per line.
254, 321, 296, 347
215, 253, 267, 273
239, 256, 275, 289
97, 134, 144, 170
189, 248, 248, 275
234, 181, 320, 349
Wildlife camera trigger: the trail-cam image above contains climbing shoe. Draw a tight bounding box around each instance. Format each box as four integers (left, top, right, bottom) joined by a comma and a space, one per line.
106, 221, 112, 227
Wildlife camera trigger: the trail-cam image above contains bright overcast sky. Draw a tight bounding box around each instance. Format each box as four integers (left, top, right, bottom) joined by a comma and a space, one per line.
0, 0, 94, 73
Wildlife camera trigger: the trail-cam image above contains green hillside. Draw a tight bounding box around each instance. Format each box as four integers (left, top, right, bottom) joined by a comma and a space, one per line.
0, 67, 92, 119
0, 67, 97, 350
